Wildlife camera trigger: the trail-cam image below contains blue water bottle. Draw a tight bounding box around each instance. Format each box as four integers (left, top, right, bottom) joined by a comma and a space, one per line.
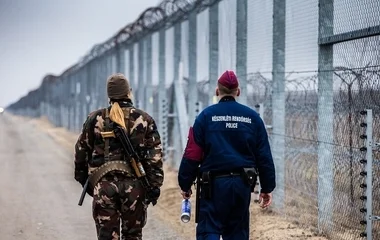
181, 199, 191, 223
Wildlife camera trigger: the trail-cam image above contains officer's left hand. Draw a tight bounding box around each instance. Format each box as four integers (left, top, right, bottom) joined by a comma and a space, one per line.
181, 189, 192, 199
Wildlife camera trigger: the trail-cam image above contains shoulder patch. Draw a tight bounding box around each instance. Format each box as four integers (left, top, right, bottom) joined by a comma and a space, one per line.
183, 127, 203, 162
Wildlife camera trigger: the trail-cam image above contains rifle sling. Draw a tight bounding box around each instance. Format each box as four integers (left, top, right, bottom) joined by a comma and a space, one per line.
124, 107, 131, 135
104, 108, 110, 161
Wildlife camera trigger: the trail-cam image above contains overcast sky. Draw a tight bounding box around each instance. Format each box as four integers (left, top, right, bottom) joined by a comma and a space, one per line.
0, 0, 159, 107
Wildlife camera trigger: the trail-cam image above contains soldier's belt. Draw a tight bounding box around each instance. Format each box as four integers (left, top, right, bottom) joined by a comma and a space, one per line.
88, 160, 133, 189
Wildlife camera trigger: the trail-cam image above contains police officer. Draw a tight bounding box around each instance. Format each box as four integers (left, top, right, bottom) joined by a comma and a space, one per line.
178, 70, 276, 240
74, 73, 163, 240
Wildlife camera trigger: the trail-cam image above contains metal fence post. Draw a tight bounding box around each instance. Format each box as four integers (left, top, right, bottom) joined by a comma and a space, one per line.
158, 29, 167, 161
59, 79, 64, 127
173, 22, 185, 166
99, 58, 106, 108
47, 83, 52, 123
174, 23, 182, 83
109, 54, 113, 74
68, 75, 73, 131
138, 40, 145, 110
53, 80, 58, 126
65, 76, 69, 130
75, 72, 81, 132
71, 73, 76, 131
112, 53, 117, 74
145, 35, 153, 114
129, 46, 135, 103
93, 59, 99, 110
116, 45, 126, 74
188, 12, 198, 126
99, 56, 106, 107
80, 67, 86, 126
94, 58, 101, 109
60, 75, 66, 129
365, 109, 373, 240
209, 3, 219, 106
162, 98, 169, 162
236, 0, 248, 105
106, 54, 113, 105
317, 0, 334, 234
359, 109, 374, 239
86, 62, 92, 116
272, 0, 286, 212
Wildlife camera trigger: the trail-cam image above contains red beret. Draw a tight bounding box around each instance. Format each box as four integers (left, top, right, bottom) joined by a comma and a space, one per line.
218, 70, 239, 89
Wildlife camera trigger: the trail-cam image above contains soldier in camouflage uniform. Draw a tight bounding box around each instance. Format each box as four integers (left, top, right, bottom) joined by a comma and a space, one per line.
74, 73, 164, 240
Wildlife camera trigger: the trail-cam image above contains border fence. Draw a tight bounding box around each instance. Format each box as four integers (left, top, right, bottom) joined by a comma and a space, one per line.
6, 0, 380, 239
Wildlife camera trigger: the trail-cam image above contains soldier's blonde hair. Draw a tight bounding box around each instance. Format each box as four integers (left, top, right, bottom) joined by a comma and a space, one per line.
109, 102, 126, 129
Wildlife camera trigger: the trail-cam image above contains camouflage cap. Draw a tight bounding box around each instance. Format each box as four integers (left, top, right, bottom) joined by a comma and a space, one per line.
106, 73, 130, 100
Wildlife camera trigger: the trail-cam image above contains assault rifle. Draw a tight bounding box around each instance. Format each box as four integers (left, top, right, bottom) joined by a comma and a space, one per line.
101, 126, 159, 206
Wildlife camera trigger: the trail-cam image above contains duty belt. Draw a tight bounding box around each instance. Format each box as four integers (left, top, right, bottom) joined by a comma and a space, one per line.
88, 160, 133, 189
211, 169, 243, 179
198, 170, 243, 200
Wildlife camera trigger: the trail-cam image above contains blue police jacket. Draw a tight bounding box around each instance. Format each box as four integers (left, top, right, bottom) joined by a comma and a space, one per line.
178, 96, 276, 193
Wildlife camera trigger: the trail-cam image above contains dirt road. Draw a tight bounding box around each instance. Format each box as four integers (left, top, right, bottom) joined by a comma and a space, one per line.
0, 113, 182, 240
0, 113, 328, 240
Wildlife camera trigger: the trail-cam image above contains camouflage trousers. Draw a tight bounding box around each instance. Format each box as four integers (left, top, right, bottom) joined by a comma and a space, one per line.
92, 175, 148, 240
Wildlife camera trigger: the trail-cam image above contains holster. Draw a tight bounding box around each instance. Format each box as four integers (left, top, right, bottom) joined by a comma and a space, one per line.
242, 167, 258, 192
201, 171, 212, 199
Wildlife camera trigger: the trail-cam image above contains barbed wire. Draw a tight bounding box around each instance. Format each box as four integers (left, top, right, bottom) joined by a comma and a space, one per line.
66, 0, 222, 75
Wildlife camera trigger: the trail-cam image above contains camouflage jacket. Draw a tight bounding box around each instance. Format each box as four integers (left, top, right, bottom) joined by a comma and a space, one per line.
74, 100, 164, 189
